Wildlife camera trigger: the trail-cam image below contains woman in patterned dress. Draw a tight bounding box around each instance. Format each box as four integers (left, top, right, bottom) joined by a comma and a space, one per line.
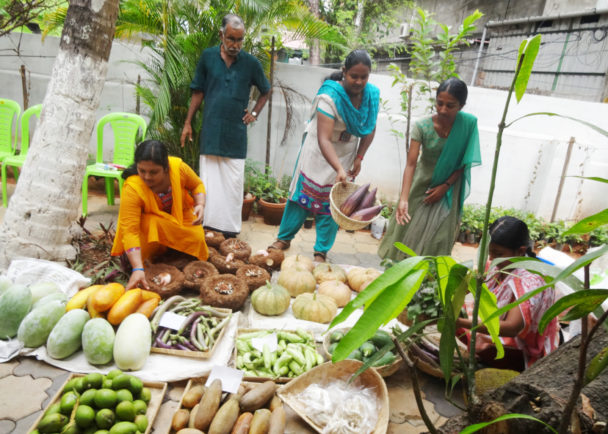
269, 50, 380, 262
456, 216, 560, 371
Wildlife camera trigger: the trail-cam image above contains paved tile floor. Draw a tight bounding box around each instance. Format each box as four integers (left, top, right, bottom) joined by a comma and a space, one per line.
0, 183, 476, 433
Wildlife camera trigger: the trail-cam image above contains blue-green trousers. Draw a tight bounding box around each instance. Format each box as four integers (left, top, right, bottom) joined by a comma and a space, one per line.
277, 200, 339, 254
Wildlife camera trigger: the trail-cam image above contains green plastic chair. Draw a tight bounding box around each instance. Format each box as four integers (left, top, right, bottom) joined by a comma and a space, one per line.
82, 112, 147, 216
2, 104, 42, 207
0, 98, 21, 163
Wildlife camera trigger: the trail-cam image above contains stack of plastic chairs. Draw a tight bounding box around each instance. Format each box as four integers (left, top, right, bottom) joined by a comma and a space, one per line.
0, 98, 21, 205
2, 104, 42, 206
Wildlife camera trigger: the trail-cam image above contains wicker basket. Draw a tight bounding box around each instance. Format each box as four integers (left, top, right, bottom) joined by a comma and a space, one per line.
322, 327, 403, 378
277, 360, 389, 434
329, 181, 381, 231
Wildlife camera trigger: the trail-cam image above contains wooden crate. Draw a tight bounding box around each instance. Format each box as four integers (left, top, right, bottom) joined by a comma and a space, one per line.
150, 307, 232, 359
29, 373, 167, 434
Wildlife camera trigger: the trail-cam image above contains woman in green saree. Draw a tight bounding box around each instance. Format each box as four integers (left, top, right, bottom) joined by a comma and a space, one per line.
378, 78, 481, 261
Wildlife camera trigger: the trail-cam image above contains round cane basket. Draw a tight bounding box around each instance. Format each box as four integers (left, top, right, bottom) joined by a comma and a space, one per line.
329, 182, 381, 231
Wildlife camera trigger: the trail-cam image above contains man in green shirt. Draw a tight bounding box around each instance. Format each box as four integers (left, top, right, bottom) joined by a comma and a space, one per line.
181, 14, 270, 237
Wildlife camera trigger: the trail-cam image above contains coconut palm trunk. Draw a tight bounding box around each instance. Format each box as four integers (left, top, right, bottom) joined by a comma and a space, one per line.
0, 0, 119, 269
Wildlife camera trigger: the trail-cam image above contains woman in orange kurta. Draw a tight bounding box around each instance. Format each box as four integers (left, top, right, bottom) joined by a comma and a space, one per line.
111, 140, 208, 289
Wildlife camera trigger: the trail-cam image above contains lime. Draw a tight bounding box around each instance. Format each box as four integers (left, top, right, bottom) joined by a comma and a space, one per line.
102, 378, 113, 389
111, 374, 132, 391
72, 377, 86, 393
134, 414, 148, 432
139, 387, 151, 404
62, 378, 78, 393
94, 388, 118, 409
127, 377, 143, 396
80, 389, 98, 406
106, 369, 123, 379
115, 400, 136, 422
43, 402, 61, 417
75, 404, 96, 428
116, 388, 134, 402
61, 421, 79, 434
108, 421, 138, 434
94, 431, 110, 434
83, 373, 104, 390
132, 399, 147, 415
59, 391, 78, 415
95, 408, 115, 429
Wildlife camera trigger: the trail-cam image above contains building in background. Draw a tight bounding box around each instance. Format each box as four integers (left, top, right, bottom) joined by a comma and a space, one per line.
376, 0, 608, 102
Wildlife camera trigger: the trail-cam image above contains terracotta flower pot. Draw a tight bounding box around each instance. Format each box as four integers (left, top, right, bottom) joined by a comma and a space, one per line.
259, 197, 287, 225
242, 195, 256, 221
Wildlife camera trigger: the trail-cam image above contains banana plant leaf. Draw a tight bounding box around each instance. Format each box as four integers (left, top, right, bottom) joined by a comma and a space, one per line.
460, 413, 557, 434
539, 289, 608, 333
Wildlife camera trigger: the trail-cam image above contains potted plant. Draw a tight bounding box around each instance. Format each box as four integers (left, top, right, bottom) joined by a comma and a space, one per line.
251, 167, 290, 225
243, 159, 262, 221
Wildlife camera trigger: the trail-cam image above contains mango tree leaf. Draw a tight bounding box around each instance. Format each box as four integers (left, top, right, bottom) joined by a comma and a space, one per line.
332, 267, 427, 362
435, 256, 458, 302
329, 256, 426, 330
539, 290, 608, 333
469, 278, 504, 358
351, 343, 393, 381
506, 112, 608, 137
393, 242, 418, 257
554, 244, 608, 283
515, 34, 541, 102
563, 209, 608, 235
460, 413, 557, 434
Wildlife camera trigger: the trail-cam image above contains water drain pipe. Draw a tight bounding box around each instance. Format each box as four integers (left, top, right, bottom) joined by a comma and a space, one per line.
551, 136, 575, 222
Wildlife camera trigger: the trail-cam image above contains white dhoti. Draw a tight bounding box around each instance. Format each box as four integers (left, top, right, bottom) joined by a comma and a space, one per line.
199, 155, 245, 234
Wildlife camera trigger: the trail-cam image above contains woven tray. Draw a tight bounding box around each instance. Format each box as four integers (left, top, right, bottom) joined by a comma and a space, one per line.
329, 182, 381, 231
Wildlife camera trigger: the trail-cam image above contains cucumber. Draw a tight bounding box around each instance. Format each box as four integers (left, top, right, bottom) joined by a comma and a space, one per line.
370, 329, 392, 348
372, 351, 397, 367
82, 318, 115, 365
17, 300, 66, 347
347, 348, 363, 361
0, 284, 32, 339
360, 341, 376, 357
32, 291, 68, 311
46, 309, 90, 359
29, 281, 61, 304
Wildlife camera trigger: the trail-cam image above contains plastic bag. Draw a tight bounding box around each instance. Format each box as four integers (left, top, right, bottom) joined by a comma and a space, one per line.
370, 216, 387, 240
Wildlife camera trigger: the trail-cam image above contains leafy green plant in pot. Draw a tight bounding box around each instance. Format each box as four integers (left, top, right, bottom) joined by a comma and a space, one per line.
252, 166, 290, 225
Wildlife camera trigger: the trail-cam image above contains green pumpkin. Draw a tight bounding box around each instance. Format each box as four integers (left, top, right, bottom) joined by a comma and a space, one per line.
251, 282, 291, 316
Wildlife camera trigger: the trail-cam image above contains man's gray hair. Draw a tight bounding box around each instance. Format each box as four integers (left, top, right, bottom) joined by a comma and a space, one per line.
221, 14, 245, 32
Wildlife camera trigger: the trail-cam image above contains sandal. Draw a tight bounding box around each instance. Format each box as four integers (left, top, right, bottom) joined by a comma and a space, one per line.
268, 239, 291, 251
313, 251, 326, 262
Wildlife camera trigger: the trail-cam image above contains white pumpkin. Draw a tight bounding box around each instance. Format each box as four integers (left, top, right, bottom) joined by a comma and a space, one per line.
347, 267, 382, 292
281, 254, 314, 272
277, 265, 317, 297
317, 280, 352, 307
312, 263, 346, 284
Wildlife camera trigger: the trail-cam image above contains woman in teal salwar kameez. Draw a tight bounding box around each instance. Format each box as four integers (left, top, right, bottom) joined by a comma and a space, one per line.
379, 78, 481, 261
269, 50, 380, 262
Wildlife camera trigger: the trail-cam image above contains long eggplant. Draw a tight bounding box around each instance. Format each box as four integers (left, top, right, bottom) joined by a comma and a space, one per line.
350, 204, 384, 221
339, 183, 370, 216
356, 187, 377, 211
